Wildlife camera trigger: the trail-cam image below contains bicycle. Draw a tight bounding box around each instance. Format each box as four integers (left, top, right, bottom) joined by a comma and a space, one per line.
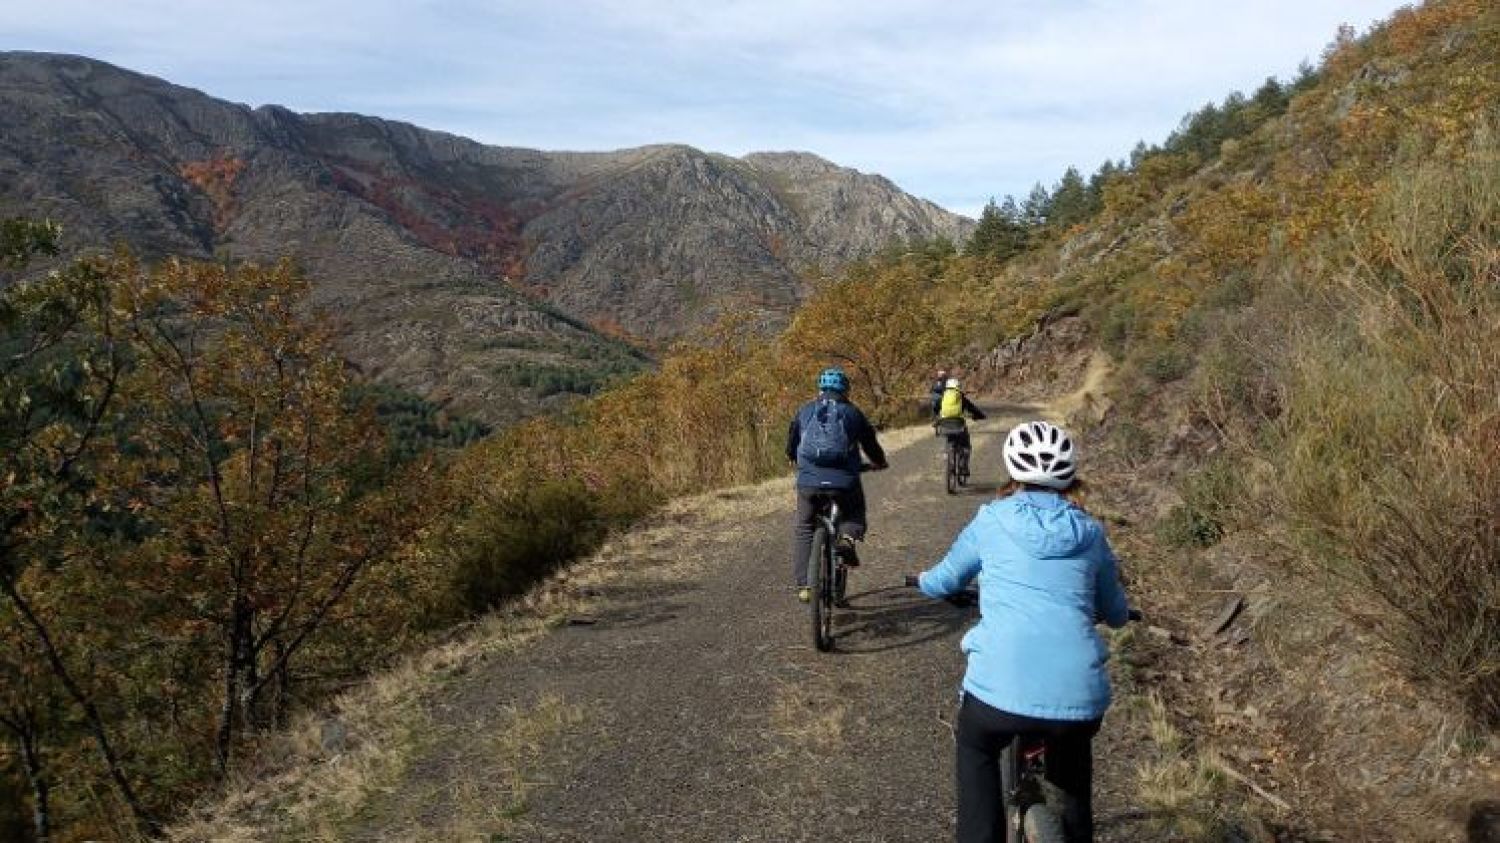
903, 574, 1140, 841
934, 418, 971, 495
806, 463, 878, 652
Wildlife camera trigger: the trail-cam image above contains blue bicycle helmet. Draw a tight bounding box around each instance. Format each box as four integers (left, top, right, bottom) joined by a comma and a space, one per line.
818, 367, 849, 393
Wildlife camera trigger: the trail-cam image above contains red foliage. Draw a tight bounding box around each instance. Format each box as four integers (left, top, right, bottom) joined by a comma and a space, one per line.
327, 160, 528, 280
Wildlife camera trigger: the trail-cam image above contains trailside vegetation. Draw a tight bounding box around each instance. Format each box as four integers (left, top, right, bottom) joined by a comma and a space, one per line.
1, 1, 1496, 838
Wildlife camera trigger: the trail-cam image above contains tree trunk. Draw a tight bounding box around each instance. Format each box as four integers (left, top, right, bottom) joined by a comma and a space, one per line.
0, 571, 157, 835
16, 728, 49, 843
215, 595, 253, 776
272, 639, 292, 729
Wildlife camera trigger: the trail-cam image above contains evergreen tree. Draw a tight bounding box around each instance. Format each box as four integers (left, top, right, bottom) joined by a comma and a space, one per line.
963, 197, 1029, 261
1088, 160, 1121, 208
1048, 167, 1091, 229
1251, 75, 1289, 117
1022, 182, 1052, 228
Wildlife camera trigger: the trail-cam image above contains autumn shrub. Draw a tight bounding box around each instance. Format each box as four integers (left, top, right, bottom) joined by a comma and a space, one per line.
1271, 131, 1500, 726
1140, 343, 1193, 383
1156, 457, 1242, 549
449, 480, 617, 613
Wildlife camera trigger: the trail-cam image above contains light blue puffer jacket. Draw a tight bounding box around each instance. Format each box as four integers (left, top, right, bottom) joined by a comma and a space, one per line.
918, 489, 1129, 721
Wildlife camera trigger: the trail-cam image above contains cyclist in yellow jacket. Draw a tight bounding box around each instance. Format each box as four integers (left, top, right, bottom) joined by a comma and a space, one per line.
935, 377, 986, 440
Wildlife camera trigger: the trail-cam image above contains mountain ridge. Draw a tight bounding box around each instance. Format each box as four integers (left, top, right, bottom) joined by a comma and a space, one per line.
0, 51, 971, 422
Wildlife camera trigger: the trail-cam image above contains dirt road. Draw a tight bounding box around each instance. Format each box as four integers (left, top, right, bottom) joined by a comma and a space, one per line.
330, 404, 1153, 842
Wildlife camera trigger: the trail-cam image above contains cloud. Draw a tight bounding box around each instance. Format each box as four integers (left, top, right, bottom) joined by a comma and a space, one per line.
3, 0, 1408, 212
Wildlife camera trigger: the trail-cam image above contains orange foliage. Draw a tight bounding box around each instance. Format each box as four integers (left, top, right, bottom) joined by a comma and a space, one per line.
1176, 181, 1277, 274
1380, 0, 1486, 55
179, 154, 246, 232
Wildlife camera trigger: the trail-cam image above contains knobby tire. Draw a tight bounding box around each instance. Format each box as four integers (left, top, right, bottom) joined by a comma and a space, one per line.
809, 525, 835, 651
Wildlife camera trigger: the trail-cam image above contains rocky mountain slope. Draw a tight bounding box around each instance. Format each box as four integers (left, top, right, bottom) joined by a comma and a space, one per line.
0, 52, 969, 422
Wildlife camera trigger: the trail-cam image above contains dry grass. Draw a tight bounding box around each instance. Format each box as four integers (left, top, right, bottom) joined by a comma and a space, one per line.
1273, 130, 1500, 727
1130, 693, 1265, 842
769, 676, 848, 758
168, 420, 941, 841
167, 616, 577, 842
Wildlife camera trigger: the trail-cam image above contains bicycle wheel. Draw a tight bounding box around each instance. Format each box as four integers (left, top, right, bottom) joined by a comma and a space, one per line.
808, 525, 835, 651
945, 444, 958, 495
1021, 805, 1065, 843
958, 445, 971, 486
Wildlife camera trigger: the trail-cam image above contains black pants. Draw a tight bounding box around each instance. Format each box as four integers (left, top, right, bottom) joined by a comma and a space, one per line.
790, 484, 866, 587
956, 694, 1100, 843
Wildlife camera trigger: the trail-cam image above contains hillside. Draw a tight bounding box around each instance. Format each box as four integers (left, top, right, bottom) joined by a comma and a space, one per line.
2, 2, 1496, 841
0, 52, 970, 422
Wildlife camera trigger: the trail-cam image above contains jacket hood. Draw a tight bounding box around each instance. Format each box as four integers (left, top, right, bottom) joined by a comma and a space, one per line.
982, 490, 1096, 558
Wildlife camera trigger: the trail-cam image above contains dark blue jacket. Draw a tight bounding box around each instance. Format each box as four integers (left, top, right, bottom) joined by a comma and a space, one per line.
786, 392, 886, 490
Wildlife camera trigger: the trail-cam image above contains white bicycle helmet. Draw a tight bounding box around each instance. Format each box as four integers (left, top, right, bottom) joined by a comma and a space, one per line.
945, 378, 960, 389
1002, 421, 1077, 489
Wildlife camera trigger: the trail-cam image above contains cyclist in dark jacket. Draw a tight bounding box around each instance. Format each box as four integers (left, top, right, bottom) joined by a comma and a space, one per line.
787, 367, 887, 602
929, 368, 950, 417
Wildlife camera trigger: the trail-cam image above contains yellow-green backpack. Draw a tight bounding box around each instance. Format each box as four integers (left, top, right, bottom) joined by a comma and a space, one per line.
939, 387, 964, 419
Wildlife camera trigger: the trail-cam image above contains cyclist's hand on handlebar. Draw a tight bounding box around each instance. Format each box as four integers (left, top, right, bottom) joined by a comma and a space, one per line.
903, 573, 921, 588
944, 591, 977, 609
1127, 608, 1144, 622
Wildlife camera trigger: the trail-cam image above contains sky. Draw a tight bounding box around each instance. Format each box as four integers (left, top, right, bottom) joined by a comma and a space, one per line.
4, 1, 1408, 217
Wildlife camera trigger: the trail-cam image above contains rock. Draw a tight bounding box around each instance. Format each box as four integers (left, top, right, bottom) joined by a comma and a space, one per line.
1205, 595, 1246, 637
1146, 625, 1187, 646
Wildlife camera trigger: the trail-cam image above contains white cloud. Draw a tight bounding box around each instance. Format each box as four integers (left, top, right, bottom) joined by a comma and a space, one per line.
3, 0, 1408, 213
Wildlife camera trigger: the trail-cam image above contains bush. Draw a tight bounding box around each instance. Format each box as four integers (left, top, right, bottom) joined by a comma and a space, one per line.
1156, 457, 1241, 548
1107, 420, 1156, 469
1272, 134, 1500, 726
449, 480, 615, 613
1141, 344, 1193, 383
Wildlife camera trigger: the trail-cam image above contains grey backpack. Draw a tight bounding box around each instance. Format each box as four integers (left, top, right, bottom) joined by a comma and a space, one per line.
798, 398, 852, 468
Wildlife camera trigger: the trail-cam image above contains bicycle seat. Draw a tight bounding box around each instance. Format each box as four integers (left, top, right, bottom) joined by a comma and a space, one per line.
803, 487, 836, 505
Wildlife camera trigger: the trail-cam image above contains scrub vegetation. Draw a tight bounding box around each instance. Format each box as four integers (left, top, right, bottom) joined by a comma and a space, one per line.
1, 1, 1496, 838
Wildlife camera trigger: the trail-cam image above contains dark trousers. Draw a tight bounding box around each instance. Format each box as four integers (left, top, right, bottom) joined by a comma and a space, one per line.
790, 484, 866, 587
956, 694, 1100, 843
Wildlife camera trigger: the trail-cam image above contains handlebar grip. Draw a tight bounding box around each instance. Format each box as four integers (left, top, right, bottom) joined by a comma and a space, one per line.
1127, 608, 1143, 623
903, 574, 920, 588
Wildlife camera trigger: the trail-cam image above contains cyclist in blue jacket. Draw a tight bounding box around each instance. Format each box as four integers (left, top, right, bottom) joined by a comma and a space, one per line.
787, 367, 888, 603
915, 420, 1129, 843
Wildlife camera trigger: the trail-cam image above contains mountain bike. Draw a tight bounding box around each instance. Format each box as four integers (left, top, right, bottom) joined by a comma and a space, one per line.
806, 464, 878, 652
903, 574, 1140, 841
934, 418, 970, 495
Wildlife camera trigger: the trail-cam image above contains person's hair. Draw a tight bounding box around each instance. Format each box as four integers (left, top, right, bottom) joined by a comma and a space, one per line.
996, 478, 1090, 511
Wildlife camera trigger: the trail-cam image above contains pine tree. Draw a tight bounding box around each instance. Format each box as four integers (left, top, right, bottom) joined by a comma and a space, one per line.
963, 197, 1029, 261
1049, 167, 1091, 229
1022, 182, 1051, 228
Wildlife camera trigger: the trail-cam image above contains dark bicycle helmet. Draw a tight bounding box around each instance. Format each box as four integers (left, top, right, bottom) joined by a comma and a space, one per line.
818, 367, 850, 393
